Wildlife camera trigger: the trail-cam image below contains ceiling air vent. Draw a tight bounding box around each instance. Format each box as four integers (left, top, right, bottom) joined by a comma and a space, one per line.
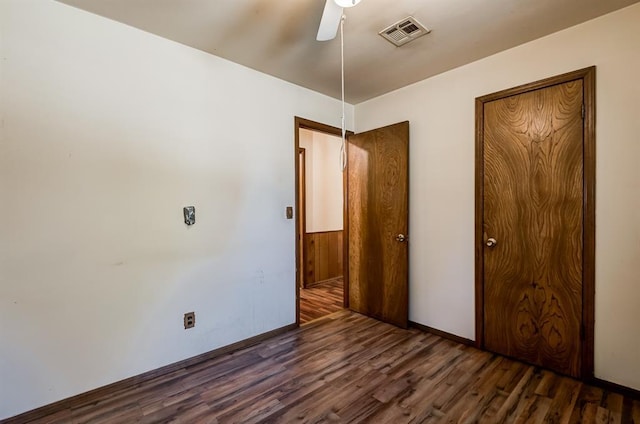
379, 16, 430, 47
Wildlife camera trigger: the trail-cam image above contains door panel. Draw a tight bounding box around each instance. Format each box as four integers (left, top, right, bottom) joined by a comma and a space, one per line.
347, 121, 409, 328
483, 81, 584, 377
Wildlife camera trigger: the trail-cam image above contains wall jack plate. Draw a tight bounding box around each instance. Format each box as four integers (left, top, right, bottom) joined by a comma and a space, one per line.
184, 311, 195, 329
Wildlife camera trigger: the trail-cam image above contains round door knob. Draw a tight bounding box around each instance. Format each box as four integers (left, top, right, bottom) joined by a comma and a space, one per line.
486, 238, 497, 247
396, 234, 407, 242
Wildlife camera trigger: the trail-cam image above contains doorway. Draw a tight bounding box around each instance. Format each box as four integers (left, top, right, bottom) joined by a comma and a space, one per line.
295, 118, 347, 324
294, 117, 410, 328
475, 67, 595, 378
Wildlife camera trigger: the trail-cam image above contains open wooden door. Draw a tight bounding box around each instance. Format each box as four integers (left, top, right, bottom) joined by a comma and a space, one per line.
347, 121, 409, 328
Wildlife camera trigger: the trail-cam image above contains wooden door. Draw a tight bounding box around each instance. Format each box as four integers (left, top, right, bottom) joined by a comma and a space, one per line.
476, 68, 596, 378
347, 121, 409, 328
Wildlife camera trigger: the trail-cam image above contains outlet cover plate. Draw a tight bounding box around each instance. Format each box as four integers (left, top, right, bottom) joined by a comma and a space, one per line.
184, 311, 195, 329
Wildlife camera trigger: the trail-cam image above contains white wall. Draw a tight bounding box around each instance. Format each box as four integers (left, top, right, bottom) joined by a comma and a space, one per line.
355, 3, 640, 390
0, 0, 354, 419
299, 129, 344, 233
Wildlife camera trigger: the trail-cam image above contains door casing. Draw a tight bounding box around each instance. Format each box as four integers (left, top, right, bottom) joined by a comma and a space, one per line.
474, 67, 596, 379
298, 147, 306, 289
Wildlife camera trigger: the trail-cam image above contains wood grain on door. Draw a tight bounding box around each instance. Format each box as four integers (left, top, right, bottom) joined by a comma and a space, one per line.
482, 80, 584, 377
347, 122, 409, 328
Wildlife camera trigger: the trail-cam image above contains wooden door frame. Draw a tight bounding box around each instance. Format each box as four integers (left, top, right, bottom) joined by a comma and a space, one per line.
474, 66, 596, 379
298, 147, 306, 289
294, 117, 351, 325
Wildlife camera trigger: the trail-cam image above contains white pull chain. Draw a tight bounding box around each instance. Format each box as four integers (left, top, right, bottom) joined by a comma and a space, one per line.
339, 15, 347, 172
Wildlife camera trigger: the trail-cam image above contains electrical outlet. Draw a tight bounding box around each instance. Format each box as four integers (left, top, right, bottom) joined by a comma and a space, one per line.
184, 311, 195, 329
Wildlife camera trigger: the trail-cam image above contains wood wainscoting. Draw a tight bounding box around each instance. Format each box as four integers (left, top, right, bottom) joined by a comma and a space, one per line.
303, 230, 343, 287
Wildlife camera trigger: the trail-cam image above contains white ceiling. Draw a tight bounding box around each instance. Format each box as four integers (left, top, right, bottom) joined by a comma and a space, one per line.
58, 0, 639, 104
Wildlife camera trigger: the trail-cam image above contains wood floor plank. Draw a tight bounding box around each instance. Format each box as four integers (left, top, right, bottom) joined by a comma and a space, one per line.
299, 277, 344, 324
631, 399, 640, 423
534, 370, 558, 398
504, 368, 547, 424
491, 366, 536, 423
514, 394, 553, 423
602, 390, 624, 424
432, 356, 507, 422
568, 384, 604, 424
580, 403, 601, 423
10, 310, 640, 424
375, 347, 492, 422
541, 377, 582, 424
596, 406, 613, 423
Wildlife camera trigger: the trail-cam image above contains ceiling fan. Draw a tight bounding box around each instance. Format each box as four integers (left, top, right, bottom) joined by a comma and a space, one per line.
316, 0, 362, 41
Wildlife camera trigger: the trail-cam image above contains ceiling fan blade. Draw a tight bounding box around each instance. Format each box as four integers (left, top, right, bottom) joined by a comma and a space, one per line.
316, 0, 343, 41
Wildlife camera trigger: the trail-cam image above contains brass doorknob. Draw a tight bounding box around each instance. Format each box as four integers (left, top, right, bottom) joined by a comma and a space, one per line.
396, 234, 407, 242
486, 238, 497, 247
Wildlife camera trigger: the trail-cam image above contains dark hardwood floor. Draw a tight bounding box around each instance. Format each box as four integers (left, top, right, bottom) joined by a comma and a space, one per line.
15, 310, 640, 424
299, 277, 344, 324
